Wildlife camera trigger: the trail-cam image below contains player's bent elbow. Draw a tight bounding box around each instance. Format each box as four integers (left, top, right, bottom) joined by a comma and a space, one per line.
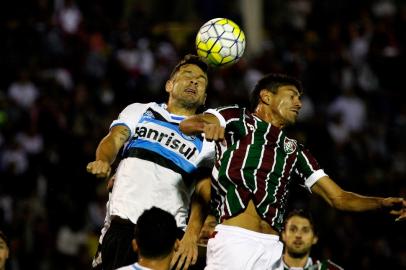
329, 195, 348, 211
330, 191, 363, 211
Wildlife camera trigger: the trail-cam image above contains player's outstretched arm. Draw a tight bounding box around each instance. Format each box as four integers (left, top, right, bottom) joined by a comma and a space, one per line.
171, 176, 211, 270
86, 125, 130, 178
311, 176, 406, 221
180, 114, 224, 142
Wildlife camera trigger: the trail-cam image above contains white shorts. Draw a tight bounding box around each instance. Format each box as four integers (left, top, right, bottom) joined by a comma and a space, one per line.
205, 224, 283, 270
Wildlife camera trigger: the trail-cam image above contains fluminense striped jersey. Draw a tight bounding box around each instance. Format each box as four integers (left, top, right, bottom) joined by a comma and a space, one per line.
206, 105, 327, 232
109, 102, 214, 229
283, 258, 344, 270
283, 257, 314, 269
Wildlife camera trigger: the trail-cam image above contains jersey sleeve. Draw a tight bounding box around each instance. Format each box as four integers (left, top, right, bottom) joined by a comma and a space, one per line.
197, 140, 215, 169
110, 103, 147, 138
204, 105, 242, 128
294, 146, 328, 191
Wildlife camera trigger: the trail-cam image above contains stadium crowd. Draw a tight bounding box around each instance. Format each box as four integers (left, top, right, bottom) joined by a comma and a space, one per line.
0, 0, 405, 269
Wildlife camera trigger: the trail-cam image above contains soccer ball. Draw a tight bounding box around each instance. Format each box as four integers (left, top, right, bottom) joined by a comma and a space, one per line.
196, 18, 246, 67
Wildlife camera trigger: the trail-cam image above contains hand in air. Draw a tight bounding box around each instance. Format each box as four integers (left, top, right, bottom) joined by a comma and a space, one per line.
203, 123, 225, 142
86, 160, 111, 178
381, 197, 406, 222
170, 232, 198, 270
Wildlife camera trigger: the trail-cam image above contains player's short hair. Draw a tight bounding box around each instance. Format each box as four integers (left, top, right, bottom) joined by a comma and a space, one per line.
250, 73, 303, 110
135, 207, 177, 259
169, 54, 209, 79
0, 230, 9, 248
283, 209, 317, 234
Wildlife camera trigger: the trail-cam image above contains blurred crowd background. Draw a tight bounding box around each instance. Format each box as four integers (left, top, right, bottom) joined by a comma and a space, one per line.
0, 0, 405, 269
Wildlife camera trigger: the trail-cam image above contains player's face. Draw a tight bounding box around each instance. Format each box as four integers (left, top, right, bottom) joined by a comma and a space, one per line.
0, 239, 9, 269
282, 216, 317, 258
167, 64, 208, 109
269, 85, 302, 126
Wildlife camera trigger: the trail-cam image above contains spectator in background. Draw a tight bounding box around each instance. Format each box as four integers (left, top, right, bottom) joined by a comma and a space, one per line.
327, 87, 366, 135
281, 209, 343, 270
116, 207, 179, 270
7, 70, 39, 110
0, 230, 9, 270
55, 0, 82, 36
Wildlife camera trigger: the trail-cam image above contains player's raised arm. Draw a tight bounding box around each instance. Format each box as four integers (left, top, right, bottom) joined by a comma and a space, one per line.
86, 125, 130, 178
171, 176, 211, 270
180, 113, 225, 142
311, 176, 406, 221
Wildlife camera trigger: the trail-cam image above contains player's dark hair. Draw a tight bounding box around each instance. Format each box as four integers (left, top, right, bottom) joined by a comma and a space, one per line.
250, 73, 303, 111
169, 54, 209, 78
135, 207, 177, 259
283, 209, 317, 235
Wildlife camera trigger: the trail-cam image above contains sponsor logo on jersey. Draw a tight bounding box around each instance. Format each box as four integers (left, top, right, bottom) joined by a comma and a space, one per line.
143, 110, 155, 118
283, 137, 297, 154
134, 126, 197, 160
180, 132, 196, 141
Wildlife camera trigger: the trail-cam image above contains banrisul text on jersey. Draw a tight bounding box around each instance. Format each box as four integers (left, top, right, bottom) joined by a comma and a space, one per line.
133, 126, 197, 160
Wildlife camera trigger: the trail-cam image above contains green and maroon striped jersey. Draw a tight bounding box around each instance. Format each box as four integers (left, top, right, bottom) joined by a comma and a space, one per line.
283, 258, 344, 270
206, 105, 327, 232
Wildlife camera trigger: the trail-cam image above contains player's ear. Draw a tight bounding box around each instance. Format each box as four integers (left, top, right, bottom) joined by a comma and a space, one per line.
165, 80, 174, 93
132, 239, 139, 253
174, 239, 180, 252
259, 89, 272, 105
281, 230, 286, 241
312, 235, 318, 245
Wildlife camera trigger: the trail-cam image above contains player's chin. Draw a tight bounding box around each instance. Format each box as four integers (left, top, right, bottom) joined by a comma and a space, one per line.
184, 97, 204, 108
284, 118, 297, 126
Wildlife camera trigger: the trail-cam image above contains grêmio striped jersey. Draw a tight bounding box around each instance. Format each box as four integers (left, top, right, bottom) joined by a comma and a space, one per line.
109, 102, 214, 229
206, 105, 327, 232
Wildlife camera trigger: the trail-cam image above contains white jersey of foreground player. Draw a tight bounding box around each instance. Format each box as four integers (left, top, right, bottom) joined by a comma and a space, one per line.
109, 102, 214, 229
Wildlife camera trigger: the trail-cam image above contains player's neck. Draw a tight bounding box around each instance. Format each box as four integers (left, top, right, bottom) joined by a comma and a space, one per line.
283, 253, 310, 268
254, 106, 285, 129
138, 256, 171, 270
166, 101, 197, 116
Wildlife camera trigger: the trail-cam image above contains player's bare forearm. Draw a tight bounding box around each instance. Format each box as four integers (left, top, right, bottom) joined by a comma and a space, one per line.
312, 176, 406, 217
331, 191, 384, 212
179, 115, 207, 135
95, 136, 119, 164
313, 177, 383, 211
338, 194, 406, 221
186, 178, 211, 235
170, 200, 202, 270
87, 125, 130, 178
96, 125, 130, 163
180, 114, 225, 142
171, 177, 211, 269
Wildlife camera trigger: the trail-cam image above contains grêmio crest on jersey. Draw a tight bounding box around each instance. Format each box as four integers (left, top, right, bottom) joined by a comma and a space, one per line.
283, 137, 297, 154
142, 108, 197, 141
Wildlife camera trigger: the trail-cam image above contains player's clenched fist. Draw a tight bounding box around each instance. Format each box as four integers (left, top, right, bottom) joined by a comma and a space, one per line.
203, 123, 224, 142
86, 160, 111, 178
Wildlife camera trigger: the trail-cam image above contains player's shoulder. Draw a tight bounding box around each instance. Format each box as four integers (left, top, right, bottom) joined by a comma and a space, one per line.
215, 104, 241, 112
120, 102, 159, 113
206, 104, 247, 120
124, 101, 157, 109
